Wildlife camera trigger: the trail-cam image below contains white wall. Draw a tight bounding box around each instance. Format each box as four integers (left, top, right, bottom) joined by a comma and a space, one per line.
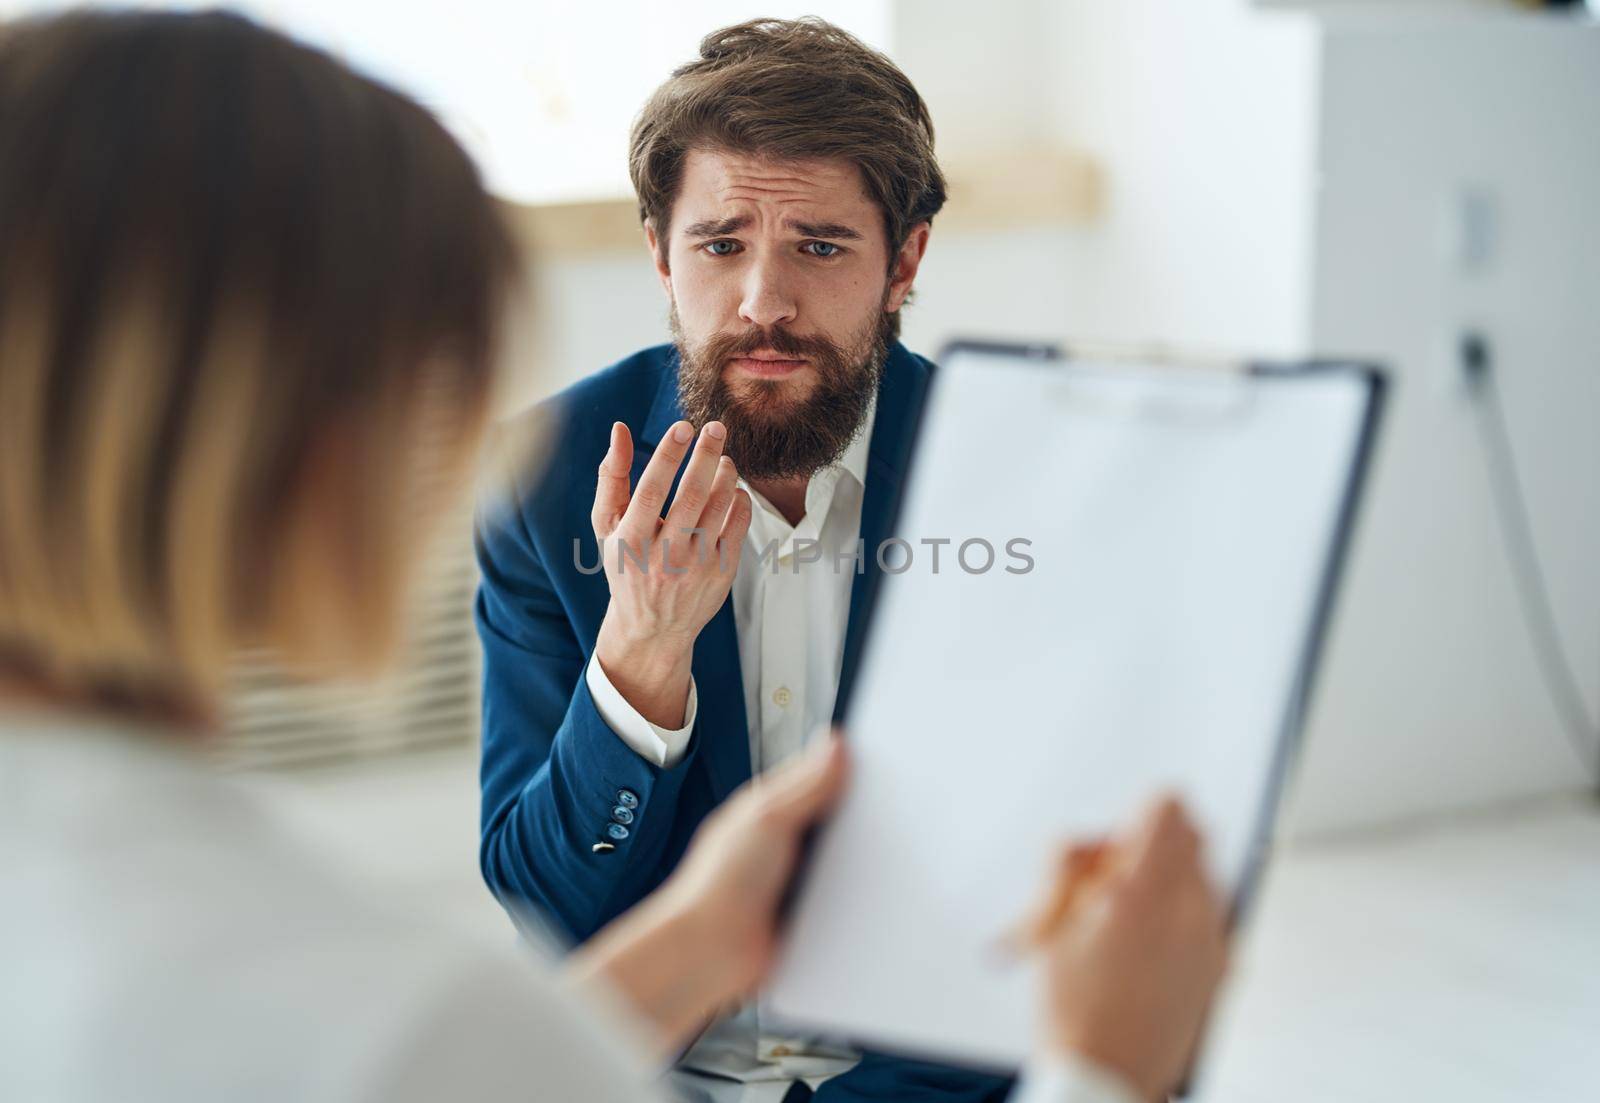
891, 0, 1062, 156
900, 0, 1323, 358
1043, 0, 1322, 354
886, 0, 1085, 356
1012, 2, 1599, 832
502, 245, 668, 406
1289, 16, 1600, 830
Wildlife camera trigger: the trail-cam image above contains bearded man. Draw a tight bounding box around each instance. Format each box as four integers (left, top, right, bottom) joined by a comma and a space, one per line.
475, 18, 1015, 1102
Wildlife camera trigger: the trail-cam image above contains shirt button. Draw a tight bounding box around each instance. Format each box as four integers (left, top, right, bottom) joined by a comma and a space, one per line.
772, 686, 792, 708
606, 822, 630, 841
616, 789, 639, 809
611, 805, 635, 825
591, 841, 615, 854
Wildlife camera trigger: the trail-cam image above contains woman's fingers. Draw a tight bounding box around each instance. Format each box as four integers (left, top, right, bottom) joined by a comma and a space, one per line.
752, 738, 849, 829
1120, 793, 1201, 889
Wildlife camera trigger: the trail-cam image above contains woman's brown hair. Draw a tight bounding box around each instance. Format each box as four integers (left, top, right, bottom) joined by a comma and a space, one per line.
0, 10, 518, 708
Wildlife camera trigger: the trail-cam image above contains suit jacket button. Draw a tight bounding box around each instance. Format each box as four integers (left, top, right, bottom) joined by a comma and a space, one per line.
606, 822, 630, 841
591, 841, 616, 854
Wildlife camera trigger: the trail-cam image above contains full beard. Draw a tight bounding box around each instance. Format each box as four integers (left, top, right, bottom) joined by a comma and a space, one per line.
672, 301, 894, 482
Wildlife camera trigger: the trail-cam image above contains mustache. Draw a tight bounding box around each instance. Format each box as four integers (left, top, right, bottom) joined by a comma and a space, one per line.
705, 324, 844, 366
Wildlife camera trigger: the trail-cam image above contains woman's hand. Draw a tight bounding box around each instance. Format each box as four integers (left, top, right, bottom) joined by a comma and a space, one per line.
658, 736, 849, 994
1032, 797, 1230, 1103
574, 746, 1225, 1097
568, 738, 847, 1057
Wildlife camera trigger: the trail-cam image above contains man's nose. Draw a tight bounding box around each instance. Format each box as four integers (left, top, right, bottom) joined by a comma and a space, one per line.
738, 261, 798, 330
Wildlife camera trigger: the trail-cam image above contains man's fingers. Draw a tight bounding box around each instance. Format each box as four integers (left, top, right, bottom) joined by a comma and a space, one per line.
697, 456, 740, 551
663, 421, 727, 537
619, 419, 695, 536
591, 422, 634, 537
717, 487, 753, 556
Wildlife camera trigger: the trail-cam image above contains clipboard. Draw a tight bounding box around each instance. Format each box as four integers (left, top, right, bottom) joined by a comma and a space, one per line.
763, 340, 1386, 1074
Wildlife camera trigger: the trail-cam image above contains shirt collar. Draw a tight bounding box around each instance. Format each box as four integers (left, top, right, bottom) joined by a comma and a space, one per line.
740, 393, 877, 537
835, 392, 877, 490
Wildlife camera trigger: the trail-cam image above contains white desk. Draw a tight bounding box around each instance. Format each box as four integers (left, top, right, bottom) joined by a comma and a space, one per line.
1195, 795, 1600, 1101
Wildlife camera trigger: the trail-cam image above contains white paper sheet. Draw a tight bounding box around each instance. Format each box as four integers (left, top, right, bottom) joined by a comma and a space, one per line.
764, 351, 1375, 1070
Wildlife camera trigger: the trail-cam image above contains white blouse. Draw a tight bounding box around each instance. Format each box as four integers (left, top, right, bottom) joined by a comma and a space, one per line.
0, 712, 657, 1103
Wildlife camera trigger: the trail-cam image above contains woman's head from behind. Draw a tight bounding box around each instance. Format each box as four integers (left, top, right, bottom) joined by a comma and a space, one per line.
0, 10, 517, 714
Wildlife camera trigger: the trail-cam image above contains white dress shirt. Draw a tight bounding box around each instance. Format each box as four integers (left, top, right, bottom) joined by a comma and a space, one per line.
587, 400, 1139, 1103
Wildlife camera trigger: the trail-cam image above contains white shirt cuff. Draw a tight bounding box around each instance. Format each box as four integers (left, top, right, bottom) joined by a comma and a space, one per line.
1009, 1053, 1144, 1103
584, 655, 697, 768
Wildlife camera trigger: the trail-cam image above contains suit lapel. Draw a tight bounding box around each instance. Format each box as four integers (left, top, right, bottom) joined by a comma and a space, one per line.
638, 347, 687, 452
691, 599, 750, 803
834, 343, 934, 723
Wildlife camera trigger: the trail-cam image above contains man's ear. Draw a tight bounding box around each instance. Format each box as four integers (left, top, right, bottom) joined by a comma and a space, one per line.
885, 222, 932, 313
644, 219, 672, 296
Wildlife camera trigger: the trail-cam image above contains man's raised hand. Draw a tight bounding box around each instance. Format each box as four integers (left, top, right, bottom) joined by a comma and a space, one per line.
591, 419, 753, 728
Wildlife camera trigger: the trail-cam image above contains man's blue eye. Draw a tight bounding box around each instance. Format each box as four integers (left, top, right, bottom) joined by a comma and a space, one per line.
805, 241, 840, 257
706, 240, 738, 256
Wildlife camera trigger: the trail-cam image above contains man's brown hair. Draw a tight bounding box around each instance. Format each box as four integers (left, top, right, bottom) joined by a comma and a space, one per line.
629, 17, 947, 260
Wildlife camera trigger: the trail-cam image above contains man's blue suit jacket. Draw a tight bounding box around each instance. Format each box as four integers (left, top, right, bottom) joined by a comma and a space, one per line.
474, 341, 1011, 1102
